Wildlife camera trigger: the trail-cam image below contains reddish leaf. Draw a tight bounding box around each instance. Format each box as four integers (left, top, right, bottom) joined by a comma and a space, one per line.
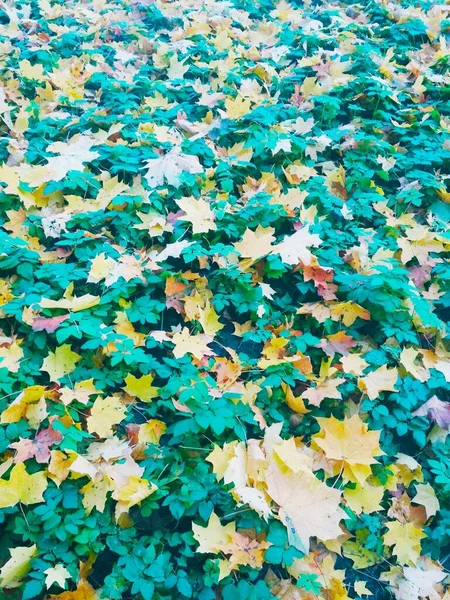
31, 314, 70, 333
11, 425, 63, 463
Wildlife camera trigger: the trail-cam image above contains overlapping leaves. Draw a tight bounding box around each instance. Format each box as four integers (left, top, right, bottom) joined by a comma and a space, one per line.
0, 0, 449, 598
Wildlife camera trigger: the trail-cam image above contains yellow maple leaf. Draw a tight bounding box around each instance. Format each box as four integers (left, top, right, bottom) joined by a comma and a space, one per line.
176, 196, 216, 234
344, 483, 384, 514
0, 545, 37, 588
224, 95, 252, 119
114, 476, 157, 517
192, 512, 236, 554
81, 477, 113, 514
207, 442, 239, 481
19, 59, 46, 80
400, 347, 429, 382
384, 520, 426, 565
273, 226, 322, 266
171, 327, 212, 360
413, 483, 439, 519
0, 463, 47, 508
233, 226, 275, 261
138, 420, 167, 445
87, 253, 116, 284
122, 373, 159, 402
312, 414, 384, 484
0, 340, 23, 373
39, 293, 99, 312
40, 344, 81, 381
48, 450, 75, 485
198, 300, 224, 337
329, 301, 370, 326
357, 365, 398, 400
1, 385, 45, 424
86, 396, 126, 438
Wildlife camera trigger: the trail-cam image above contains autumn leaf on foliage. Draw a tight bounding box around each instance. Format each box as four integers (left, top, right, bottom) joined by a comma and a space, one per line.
10, 424, 62, 463
122, 373, 159, 402
273, 226, 322, 266
358, 365, 399, 400
384, 520, 426, 565
144, 147, 203, 188
312, 414, 384, 484
31, 314, 70, 333
413, 483, 440, 519
40, 344, 81, 381
171, 327, 212, 360
87, 396, 127, 438
233, 226, 276, 261
176, 196, 216, 234
44, 564, 71, 589
0, 545, 37, 588
413, 396, 450, 428
265, 462, 345, 553
301, 377, 344, 407
0, 463, 47, 508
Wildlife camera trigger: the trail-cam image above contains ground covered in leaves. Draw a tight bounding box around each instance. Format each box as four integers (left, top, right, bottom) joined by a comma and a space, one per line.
0, 0, 450, 598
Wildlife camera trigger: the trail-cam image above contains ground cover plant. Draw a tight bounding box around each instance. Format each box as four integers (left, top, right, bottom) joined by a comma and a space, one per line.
0, 0, 449, 598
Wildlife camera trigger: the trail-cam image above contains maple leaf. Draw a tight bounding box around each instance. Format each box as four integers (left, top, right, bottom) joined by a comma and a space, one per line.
0, 340, 23, 373
394, 566, 446, 600
198, 300, 224, 337
87, 253, 117, 284
340, 354, 369, 376
87, 396, 127, 438
0, 463, 47, 508
384, 521, 426, 565
223, 95, 252, 119
176, 196, 217, 234
320, 331, 357, 357
44, 564, 71, 590
0, 545, 37, 588
122, 373, 159, 402
144, 147, 203, 188
233, 226, 276, 261
40, 344, 81, 381
11, 425, 62, 463
344, 483, 384, 514
138, 419, 167, 445
171, 327, 213, 360
301, 378, 344, 407
413, 395, 450, 428
1, 386, 46, 424
31, 314, 70, 333
312, 414, 384, 484
400, 347, 429, 382
113, 476, 157, 519
273, 226, 321, 266
39, 293, 100, 312
413, 483, 440, 519
192, 512, 236, 554
358, 365, 399, 400
329, 301, 370, 326
265, 462, 345, 553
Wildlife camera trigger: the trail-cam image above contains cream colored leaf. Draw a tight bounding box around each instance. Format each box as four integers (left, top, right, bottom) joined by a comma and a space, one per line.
273, 226, 322, 266
0, 545, 37, 588
265, 462, 345, 553
358, 365, 398, 400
